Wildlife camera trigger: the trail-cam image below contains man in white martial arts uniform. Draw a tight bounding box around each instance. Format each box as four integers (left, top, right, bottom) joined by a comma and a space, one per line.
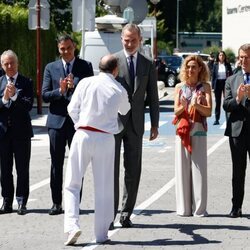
64, 54, 130, 246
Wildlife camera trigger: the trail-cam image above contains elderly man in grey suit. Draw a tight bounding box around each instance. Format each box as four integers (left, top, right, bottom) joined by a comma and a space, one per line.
113, 24, 159, 228
223, 43, 250, 218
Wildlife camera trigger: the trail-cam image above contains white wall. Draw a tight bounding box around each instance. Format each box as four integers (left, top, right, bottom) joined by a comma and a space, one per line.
223, 0, 250, 54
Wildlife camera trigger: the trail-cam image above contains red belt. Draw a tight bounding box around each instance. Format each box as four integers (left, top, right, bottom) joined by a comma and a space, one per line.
78, 126, 108, 133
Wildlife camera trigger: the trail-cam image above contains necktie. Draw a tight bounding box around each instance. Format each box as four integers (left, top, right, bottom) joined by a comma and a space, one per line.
245, 73, 250, 108
129, 55, 135, 91
9, 77, 14, 84
65, 62, 70, 75
245, 73, 250, 84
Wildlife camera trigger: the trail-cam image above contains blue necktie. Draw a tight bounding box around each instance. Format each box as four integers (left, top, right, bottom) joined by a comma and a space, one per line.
65, 62, 70, 75
245, 73, 250, 84
129, 55, 135, 91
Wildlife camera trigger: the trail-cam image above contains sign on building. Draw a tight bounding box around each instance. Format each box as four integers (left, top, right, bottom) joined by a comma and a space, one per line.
28, 0, 50, 30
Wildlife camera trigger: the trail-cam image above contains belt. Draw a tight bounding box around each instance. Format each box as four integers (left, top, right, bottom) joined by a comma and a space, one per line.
78, 126, 108, 133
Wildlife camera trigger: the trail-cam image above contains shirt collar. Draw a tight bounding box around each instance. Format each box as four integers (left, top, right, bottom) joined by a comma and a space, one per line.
124, 50, 138, 61
62, 58, 75, 68
7, 72, 18, 82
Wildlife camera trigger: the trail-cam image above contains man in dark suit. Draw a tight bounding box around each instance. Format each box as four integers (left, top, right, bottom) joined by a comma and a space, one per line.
0, 50, 33, 215
113, 24, 159, 227
42, 34, 93, 215
223, 43, 250, 218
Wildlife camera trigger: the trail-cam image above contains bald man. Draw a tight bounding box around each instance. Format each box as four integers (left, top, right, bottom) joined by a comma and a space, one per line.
64, 54, 130, 246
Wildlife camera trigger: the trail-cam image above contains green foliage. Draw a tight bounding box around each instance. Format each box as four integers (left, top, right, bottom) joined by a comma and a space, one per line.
0, 3, 57, 94
202, 46, 236, 63
49, 0, 72, 33
202, 45, 221, 56
224, 48, 236, 63
152, 0, 222, 54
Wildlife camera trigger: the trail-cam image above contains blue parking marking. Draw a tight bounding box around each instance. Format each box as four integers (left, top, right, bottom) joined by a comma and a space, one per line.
144, 112, 226, 137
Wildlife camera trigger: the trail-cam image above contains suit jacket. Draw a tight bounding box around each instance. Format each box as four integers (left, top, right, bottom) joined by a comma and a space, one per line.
115, 50, 159, 136
42, 57, 93, 129
0, 68, 4, 77
0, 74, 34, 139
223, 70, 248, 137
212, 62, 232, 90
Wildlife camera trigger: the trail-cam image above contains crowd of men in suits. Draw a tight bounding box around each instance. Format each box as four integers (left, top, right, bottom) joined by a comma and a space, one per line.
0, 24, 249, 246
0, 24, 159, 245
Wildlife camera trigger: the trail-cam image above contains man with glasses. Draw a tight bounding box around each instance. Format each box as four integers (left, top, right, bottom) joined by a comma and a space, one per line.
42, 34, 93, 215
223, 43, 250, 218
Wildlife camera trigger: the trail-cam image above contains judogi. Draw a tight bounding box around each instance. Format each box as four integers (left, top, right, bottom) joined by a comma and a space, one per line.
64, 72, 130, 243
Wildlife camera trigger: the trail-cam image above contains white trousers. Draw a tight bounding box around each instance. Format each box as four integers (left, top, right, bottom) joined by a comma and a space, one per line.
175, 135, 207, 216
64, 129, 114, 242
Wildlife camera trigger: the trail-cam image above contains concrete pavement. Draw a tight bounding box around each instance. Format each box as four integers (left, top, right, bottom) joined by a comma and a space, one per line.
0, 88, 249, 250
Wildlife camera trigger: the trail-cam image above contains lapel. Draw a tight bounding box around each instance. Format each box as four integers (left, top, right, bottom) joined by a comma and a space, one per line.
71, 57, 77, 73
56, 59, 66, 78
71, 58, 79, 85
0, 76, 7, 95
134, 53, 143, 93
121, 53, 131, 89
236, 71, 247, 104
15, 74, 21, 88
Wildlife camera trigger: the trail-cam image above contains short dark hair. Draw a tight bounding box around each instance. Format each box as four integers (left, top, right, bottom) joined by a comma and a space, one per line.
238, 43, 250, 55
99, 54, 118, 73
57, 34, 74, 44
122, 23, 141, 38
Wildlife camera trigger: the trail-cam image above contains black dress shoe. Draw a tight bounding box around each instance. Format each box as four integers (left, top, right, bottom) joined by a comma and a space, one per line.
120, 216, 133, 228
17, 204, 27, 215
213, 120, 219, 125
49, 204, 62, 215
229, 208, 242, 218
0, 203, 13, 214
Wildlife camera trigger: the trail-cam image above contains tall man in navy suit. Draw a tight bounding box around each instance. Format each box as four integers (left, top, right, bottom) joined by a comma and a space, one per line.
113, 24, 159, 227
0, 50, 33, 215
223, 43, 250, 218
42, 34, 93, 215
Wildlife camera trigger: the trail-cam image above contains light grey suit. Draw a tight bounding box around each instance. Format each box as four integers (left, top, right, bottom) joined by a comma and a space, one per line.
114, 50, 159, 220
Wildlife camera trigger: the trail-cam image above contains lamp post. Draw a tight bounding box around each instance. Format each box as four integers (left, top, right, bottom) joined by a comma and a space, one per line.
28, 0, 50, 114
150, 0, 160, 59
176, 0, 181, 51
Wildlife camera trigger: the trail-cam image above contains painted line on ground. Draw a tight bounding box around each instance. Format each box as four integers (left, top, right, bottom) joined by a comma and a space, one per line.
82, 136, 227, 249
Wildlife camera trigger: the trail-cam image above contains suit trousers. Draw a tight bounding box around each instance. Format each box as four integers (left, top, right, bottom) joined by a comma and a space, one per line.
229, 121, 250, 209
64, 129, 114, 242
214, 79, 226, 121
0, 129, 31, 205
175, 135, 207, 216
48, 116, 75, 205
114, 117, 143, 219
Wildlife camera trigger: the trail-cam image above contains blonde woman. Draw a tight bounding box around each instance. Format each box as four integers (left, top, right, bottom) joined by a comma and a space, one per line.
173, 55, 212, 217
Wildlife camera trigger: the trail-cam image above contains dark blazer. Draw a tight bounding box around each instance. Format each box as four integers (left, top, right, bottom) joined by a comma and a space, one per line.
212, 62, 233, 90
0, 74, 33, 139
223, 70, 248, 137
42, 57, 93, 129
0, 68, 4, 77
115, 51, 159, 136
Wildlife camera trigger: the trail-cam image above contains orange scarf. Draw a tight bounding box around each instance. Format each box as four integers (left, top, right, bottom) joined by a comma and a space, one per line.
172, 110, 192, 153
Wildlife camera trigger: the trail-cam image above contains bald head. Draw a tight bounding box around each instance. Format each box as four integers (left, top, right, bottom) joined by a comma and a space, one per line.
99, 54, 118, 74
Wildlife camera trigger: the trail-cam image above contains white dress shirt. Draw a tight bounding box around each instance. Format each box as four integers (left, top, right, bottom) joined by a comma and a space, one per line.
68, 72, 130, 134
